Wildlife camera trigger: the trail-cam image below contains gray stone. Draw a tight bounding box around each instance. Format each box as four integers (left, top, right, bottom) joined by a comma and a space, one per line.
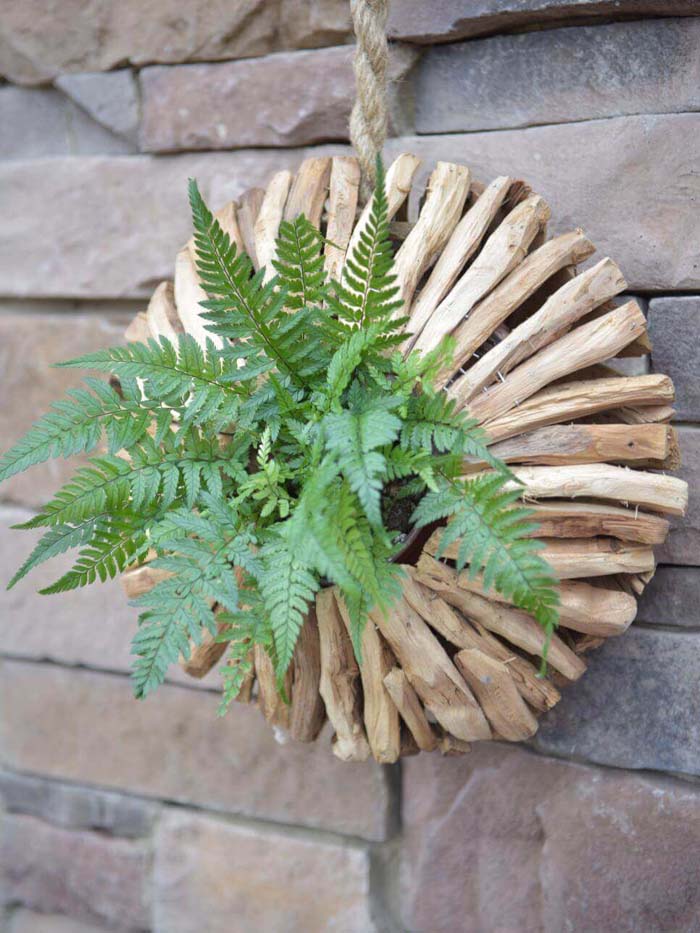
8, 909, 109, 933
399, 744, 700, 933
385, 113, 700, 292
140, 47, 355, 152
0, 661, 392, 841
56, 70, 140, 144
658, 426, 700, 566
389, 0, 700, 43
0, 86, 134, 159
649, 296, 700, 422
0, 0, 352, 85
140, 45, 417, 153
154, 809, 375, 933
415, 18, 700, 134
0, 813, 151, 931
0, 506, 222, 692
0, 771, 157, 838
532, 627, 700, 774
637, 567, 700, 628
0, 148, 347, 298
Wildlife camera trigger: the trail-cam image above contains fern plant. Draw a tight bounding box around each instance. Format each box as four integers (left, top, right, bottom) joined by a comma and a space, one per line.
0, 158, 559, 709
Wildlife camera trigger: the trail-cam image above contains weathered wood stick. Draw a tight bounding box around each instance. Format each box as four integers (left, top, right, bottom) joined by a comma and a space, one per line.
181, 618, 228, 679
454, 649, 539, 741
211, 200, 245, 254
289, 608, 326, 743
174, 247, 223, 350
409, 556, 584, 680
393, 161, 471, 312
411, 194, 551, 354
615, 403, 676, 425
450, 256, 626, 401
406, 175, 512, 342
521, 500, 670, 545
232, 649, 256, 704
335, 596, 401, 764
425, 530, 654, 579
404, 571, 560, 711
371, 579, 492, 742
120, 563, 171, 599
146, 281, 183, 343
315, 589, 370, 762
483, 374, 675, 443
237, 187, 265, 268
254, 170, 293, 282
468, 301, 647, 425
324, 156, 361, 283
124, 312, 150, 343
383, 667, 438, 752
494, 463, 688, 516
346, 152, 422, 263
284, 157, 332, 229
472, 423, 671, 469
435, 730, 472, 756
254, 644, 292, 730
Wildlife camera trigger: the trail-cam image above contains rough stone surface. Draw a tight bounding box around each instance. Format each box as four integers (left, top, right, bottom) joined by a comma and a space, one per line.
56, 70, 140, 144
648, 296, 700, 421
399, 744, 700, 933
0, 813, 151, 931
140, 47, 355, 152
0, 661, 392, 841
415, 18, 700, 134
658, 426, 700, 566
7, 909, 110, 933
389, 0, 700, 42
0, 148, 343, 298
0, 314, 129, 508
2, 113, 697, 298
0, 771, 157, 838
637, 567, 700, 628
0, 0, 352, 85
532, 627, 700, 774
154, 809, 375, 933
0, 86, 134, 158
385, 114, 700, 292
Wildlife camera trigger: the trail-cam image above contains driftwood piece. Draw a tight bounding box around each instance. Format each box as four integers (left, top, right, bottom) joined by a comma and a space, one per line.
284, 157, 332, 228
174, 247, 223, 350
445, 231, 599, 386
371, 578, 492, 742
289, 608, 326, 742
181, 617, 228, 679
237, 187, 265, 268
477, 423, 672, 469
324, 157, 361, 282
404, 570, 560, 711
454, 649, 538, 741
407, 175, 512, 341
254, 644, 292, 730
411, 194, 550, 354
383, 667, 438, 752
232, 650, 256, 704
146, 281, 183, 343
496, 463, 689, 516
335, 596, 401, 764
468, 301, 647, 425
393, 161, 471, 311
522, 501, 670, 545
254, 170, 293, 281
120, 563, 171, 598
484, 374, 675, 443
315, 589, 370, 762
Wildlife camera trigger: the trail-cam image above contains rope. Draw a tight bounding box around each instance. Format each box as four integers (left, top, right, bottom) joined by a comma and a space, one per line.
349, 0, 390, 196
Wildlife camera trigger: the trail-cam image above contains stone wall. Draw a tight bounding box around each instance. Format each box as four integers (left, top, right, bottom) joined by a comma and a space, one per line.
0, 4, 698, 931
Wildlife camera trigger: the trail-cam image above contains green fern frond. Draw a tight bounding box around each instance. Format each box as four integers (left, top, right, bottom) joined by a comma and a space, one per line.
8, 518, 98, 590
273, 214, 326, 310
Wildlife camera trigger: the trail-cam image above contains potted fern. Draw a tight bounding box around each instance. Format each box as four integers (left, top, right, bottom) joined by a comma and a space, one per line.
0, 159, 558, 717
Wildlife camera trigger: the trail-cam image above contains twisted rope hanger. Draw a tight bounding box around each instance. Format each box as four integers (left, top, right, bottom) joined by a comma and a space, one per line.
349, 0, 390, 195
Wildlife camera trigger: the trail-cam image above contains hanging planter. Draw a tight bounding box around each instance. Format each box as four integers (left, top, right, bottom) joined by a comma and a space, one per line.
0, 0, 687, 765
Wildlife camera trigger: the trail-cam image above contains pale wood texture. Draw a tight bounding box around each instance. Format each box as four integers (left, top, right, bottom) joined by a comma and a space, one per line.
146, 281, 183, 343
316, 589, 370, 762
393, 161, 471, 312
284, 157, 332, 228
454, 649, 539, 741
254, 170, 293, 282
383, 667, 438, 752
407, 175, 512, 342
254, 644, 292, 730
180, 618, 228, 679
174, 247, 223, 349
522, 501, 670, 545
411, 194, 550, 354
120, 562, 171, 599
324, 157, 361, 283
237, 187, 265, 268
289, 608, 326, 743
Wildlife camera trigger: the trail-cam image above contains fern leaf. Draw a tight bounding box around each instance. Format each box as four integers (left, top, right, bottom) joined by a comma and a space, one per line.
273, 215, 326, 310
8, 518, 98, 590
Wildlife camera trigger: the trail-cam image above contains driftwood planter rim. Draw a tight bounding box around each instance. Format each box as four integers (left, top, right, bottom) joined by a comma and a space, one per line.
120, 152, 688, 764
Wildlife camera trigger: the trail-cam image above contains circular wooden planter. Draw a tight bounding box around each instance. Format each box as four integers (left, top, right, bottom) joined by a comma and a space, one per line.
121, 153, 688, 763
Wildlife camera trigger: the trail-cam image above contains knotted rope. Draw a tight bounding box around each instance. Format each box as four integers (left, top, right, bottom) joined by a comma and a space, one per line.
349, 0, 390, 196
